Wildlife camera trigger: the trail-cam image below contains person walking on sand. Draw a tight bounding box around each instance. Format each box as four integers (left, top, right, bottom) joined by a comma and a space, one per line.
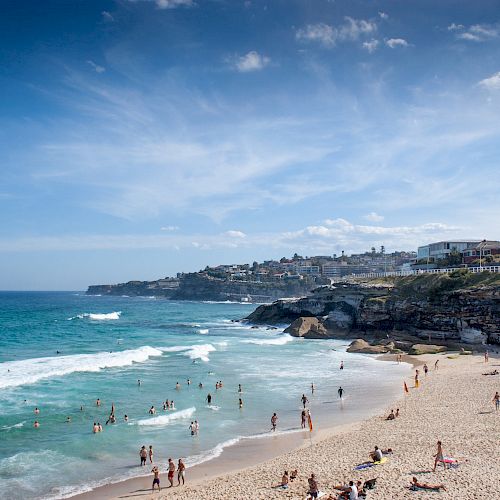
414, 369, 420, 388
485, 350, 489, 363
301, 394, 308, 408
338, 386, 344, 399
148, 445, 154, 463
177, 458, 186, 485
493, 391, 500, 411
271, 412, 278, 431
140, 446, 147, 466
151, 465, 161, 492
423, 364, 429, 376
433, 440, 445, 471
167, 458, 175, 487
434, 359, 439, 370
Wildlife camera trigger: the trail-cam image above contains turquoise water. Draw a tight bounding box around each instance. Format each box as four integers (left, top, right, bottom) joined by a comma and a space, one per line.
0, 292, 410, 499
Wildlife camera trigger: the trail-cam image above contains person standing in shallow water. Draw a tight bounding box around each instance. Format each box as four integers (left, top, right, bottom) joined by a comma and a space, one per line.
271, 412, 278, 431
340, 360, 344, 370
338, 386, 344, 399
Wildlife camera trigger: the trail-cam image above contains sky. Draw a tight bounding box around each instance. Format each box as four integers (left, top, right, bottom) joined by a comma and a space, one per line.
0, 0, 499, 290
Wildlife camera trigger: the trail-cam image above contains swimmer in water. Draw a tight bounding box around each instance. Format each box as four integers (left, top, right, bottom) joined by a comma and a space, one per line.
189, 421, 195, 435
199, 382, 203, 389
238, 384, 242, 393
239, 398, 243, 409
206, 393, 212, 405
97, 422, 103, 432
149, 406, 156, 415
34, 407, 40, 414
80, 406, 84, 411
176, 382, 180, 390
96, 399, 101, 406
340, 360, 344, 370
124, 414, 129, 422
66, 416, 71, 423
338, 386, 344, 399
92, 422, 98, 433
187, 378, 191, 385
271, 413, 278, 431
138, 379, 142, 386
311, 382, 315, 394
170, 400, 175, 409
34, 420, 40, 428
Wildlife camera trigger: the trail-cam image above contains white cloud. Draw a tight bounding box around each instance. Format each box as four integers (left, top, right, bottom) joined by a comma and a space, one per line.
129, 0, 194, 9
86, 60, 106, 73
447, 23, 464, 31
363, 212, 384, 222
457, 24, 499, 42
386, 38, 408, 48
101, 11, 114, 22
160, 225, 179, 231
235, 51, 270, 72
296, 23, 336, 47
362, 39, 379, 53
478, 72, 500, 90
296, 17, 376, 48
224, 230, 246, 238
378, 12, 388, 20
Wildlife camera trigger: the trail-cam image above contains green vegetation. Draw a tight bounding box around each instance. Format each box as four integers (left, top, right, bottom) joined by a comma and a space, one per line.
361, 270, 500, 301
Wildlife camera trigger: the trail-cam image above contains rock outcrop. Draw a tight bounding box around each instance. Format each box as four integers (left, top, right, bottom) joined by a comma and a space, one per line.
408, 344, 447, 355
246, 271, 500, 346
284, 317, 331, 339
346, 339, 393, 354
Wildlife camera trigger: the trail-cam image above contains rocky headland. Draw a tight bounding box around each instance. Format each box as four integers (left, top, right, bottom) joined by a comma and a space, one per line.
246, 270, 500, 348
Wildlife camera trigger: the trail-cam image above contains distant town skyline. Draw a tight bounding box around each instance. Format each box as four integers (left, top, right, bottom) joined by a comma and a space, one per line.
1, 1, 499, 290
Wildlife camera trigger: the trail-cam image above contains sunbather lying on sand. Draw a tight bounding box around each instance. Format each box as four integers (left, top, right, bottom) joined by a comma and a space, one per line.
410, 477, 446, 491
482, 370, 499, 375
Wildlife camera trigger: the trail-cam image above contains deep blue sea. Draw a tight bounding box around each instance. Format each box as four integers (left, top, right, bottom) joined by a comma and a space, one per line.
0, 292, 410, 499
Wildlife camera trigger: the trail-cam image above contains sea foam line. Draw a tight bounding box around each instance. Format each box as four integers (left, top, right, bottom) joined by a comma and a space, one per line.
241, 335, 293, 346
0, 346, 163, 390
68, 311, 121, 321
159, 344, 216, 362
134, 407, 196, 426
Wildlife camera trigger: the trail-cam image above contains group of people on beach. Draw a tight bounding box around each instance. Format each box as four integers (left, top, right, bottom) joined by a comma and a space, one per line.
149, 457, 186, 492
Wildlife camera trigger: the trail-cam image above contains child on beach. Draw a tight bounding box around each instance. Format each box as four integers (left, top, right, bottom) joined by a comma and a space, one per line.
151, 466, 160, 492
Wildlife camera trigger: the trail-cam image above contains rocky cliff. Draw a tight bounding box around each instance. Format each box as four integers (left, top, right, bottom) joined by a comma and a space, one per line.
87, 272, 316, 301
246, 271, 500, 345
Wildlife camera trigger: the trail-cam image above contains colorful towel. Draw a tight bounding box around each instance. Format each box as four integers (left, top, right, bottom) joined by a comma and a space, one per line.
354, 456, 387, 470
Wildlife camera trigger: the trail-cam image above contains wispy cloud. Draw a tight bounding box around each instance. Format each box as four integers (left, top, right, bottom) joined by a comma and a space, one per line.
234, 51, 270, 72
224, 230, 246, 238
296, 17, 376, 48
101, 11, 114, 22
86, 60, 106, 73
129, 0, 194, 9
447, 23, 464, 31
363, 212, 384, 222
386, 38, 408, 48
478, 71, 500, 90
378, 12, 388, 20
363, 39, 379, 53
161, 225, 179, 231
456, 24, 499, 42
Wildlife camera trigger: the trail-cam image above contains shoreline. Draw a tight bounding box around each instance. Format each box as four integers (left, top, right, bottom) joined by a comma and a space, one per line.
72, 353, 418, 500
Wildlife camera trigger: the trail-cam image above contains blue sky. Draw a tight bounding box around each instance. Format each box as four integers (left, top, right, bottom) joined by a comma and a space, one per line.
1, 0, 499, 290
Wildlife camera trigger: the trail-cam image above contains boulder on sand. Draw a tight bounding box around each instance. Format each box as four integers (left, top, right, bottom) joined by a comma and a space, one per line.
284, 317, 330, 339
409, 344, 447, 355
346, 339, 392, 354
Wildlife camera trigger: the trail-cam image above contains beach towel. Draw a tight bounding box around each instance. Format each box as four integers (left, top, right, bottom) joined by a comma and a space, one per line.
408, 485, 441, 492
354, 457, 387, 470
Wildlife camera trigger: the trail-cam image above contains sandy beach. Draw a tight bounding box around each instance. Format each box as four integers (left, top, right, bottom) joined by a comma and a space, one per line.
76, 351, 500, 500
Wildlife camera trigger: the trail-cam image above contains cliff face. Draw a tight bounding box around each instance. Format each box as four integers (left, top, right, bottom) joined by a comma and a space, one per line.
87, 273, 315, 301
246, 272, 500, 345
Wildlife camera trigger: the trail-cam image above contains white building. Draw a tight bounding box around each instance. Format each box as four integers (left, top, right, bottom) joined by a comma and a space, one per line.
417, 241, 479, 261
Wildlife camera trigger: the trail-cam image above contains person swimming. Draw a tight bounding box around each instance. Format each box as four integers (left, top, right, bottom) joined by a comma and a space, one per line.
239, 398, 243, 409
206, 393, 212, 404
149, 406, 156, 414
175, 382, 180, 390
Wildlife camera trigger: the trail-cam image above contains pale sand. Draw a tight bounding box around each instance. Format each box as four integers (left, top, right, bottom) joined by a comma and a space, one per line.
76, 353, 500, 500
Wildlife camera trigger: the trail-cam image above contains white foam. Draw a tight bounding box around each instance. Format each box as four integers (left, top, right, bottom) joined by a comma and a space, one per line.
1, 421, 25, 430
135, 407, 196, 426
242, 335, 293, 346
185, 437, 241, 467
198, 329, 209, 334
206, 404, 220, 411
0, 346, 163, 390
68, 311, 121, 321
158, 344, 216, 362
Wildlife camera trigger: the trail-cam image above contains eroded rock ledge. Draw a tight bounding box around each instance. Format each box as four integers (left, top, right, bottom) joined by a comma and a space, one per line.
245, 271, 500, 346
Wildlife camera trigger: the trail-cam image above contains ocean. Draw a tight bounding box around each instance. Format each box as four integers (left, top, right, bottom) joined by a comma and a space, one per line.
0, 292, 410, 499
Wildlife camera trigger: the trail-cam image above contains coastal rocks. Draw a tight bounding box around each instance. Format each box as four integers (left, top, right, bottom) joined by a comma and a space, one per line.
346, 339, 393, 354
284, 317, 331, 339
246, 273, 500, 346
408, 344, 447, 355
